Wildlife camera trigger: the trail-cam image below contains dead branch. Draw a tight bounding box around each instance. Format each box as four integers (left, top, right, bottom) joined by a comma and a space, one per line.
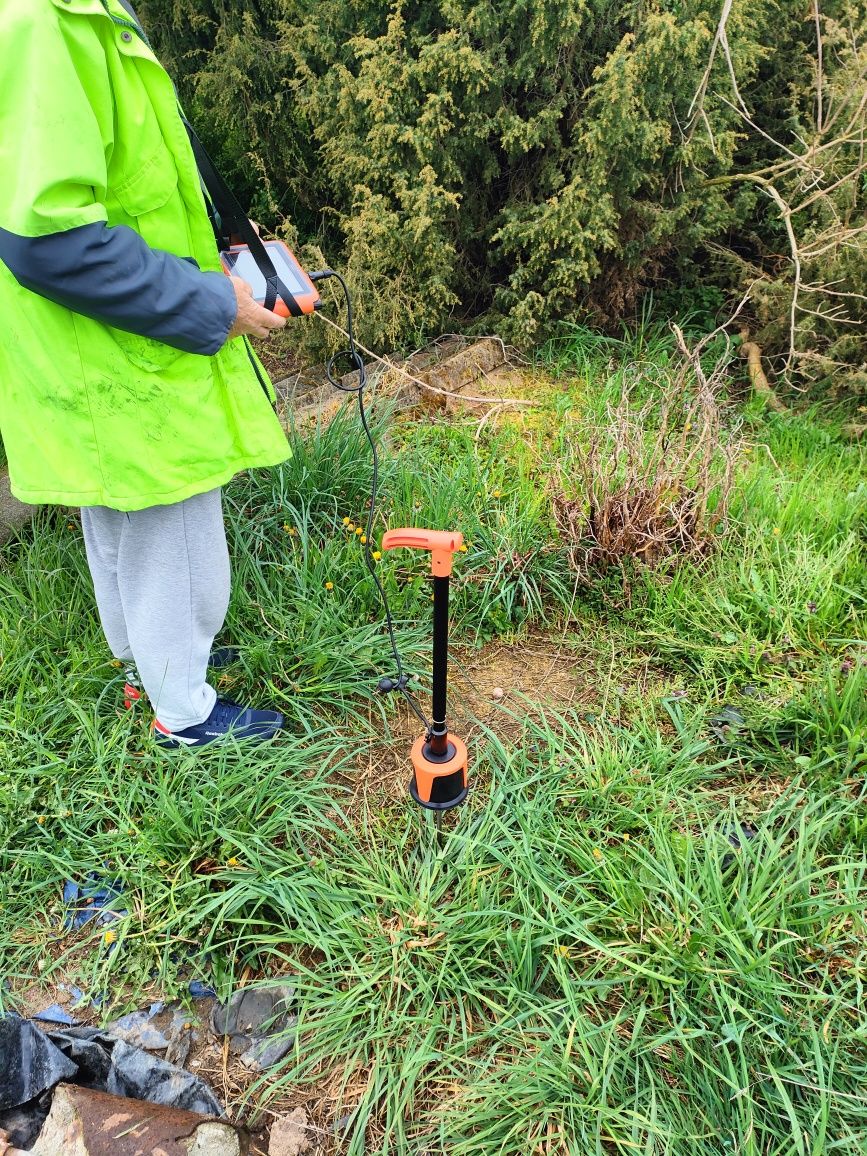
737, 327, 789, 412
691, 6, 866, 384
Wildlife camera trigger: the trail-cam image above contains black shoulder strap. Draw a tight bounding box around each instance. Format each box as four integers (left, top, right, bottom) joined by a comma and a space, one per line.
107, 0, 300, 318
183, 118, 302, 318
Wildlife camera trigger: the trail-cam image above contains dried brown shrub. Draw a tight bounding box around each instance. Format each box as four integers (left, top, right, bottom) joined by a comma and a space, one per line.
553, 327, 740, 577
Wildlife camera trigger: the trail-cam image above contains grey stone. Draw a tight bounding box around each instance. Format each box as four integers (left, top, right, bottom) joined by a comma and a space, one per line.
238, 1016, 297, 1072
210, 984, 296, 1072
268, 1108, 310, 1155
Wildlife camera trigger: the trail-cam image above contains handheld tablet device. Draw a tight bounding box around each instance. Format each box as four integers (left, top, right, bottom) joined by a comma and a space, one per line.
220, 240, 321, 317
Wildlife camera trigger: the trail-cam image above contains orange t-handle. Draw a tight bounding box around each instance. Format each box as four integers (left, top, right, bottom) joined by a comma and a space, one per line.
381, 528, 464, 577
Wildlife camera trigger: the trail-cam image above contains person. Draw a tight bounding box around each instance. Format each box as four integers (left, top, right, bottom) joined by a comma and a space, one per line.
0, 0, 290, 748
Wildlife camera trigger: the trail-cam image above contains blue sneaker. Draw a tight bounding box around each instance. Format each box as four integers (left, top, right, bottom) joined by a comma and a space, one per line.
153, 698, 283, 749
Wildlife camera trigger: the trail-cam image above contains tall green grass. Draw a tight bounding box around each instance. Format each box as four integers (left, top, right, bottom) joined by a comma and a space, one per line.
0, 329, 863, 1152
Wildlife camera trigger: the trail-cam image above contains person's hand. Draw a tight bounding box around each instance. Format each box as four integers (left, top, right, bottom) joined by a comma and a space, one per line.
226, 276, 286, 341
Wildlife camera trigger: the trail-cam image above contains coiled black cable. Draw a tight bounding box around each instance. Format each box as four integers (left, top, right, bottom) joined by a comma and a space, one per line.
308, 270, 432, 733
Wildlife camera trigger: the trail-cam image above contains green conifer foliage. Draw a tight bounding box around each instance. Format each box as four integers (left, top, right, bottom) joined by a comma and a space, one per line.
140, 0, 865, 385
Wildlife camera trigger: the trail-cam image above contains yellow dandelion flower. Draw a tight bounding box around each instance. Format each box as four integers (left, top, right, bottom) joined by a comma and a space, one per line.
773, 527, 781, 536
556, 945, 570, 957
623, 832, 630, 841
103, 929, 118, 946
325, 581, 334, 591
227, 857, 240, 867
458, 544, 468, 553
282, 522, 290, 532
36, 816, 45, 825
343, 517, 351, 525
592, 848, 603, 860
360, 535, 367, 545
347, 523, 355, 532
111, 659, 122, 668
372, 550, 382, 561
493, 489, 502, 498
355, 527, 363, 536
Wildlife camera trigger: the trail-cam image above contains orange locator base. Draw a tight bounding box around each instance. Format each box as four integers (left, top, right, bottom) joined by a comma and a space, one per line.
409, 732, 469, 811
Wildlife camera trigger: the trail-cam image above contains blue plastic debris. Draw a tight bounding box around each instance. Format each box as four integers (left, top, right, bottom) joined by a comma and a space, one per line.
188, 980, 216, 1000
62, 874, 128, 930
32, 1005, 78, 1027
60, 984, 104, 1011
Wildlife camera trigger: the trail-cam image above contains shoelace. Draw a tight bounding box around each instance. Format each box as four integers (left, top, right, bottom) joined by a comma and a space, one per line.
209, 699, 245, 728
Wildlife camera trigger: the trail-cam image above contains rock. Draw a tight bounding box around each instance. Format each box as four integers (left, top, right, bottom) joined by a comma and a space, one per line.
28, 1084, 246, 1156
238, 1018, 297, 1071
211, 984, 296, 1072
0, 1127, 29, 1156
268, 1108, 310, 1156
164, 1019, 193, 1069
0, 470, 35, 546
491, 687, 504, 700
106, 1003, 170, 1051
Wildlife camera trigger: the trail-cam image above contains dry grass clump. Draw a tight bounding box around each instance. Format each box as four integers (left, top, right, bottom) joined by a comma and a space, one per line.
553, 326, 741, 576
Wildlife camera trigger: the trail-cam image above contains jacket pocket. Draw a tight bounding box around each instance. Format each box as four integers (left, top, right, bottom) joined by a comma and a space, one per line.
112, 144, 178, 218
107, 145, 188, 372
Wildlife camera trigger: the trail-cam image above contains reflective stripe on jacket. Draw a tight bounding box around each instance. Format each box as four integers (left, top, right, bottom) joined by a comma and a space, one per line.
0, 0, 290, 509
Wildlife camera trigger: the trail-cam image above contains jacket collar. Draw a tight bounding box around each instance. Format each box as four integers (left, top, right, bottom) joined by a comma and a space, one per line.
50, 0, 157, 62
49, 0, 108, 13
49, 0, 145, 25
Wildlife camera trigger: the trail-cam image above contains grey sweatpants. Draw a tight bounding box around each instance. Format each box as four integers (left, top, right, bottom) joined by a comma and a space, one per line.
81, 488, 230, 731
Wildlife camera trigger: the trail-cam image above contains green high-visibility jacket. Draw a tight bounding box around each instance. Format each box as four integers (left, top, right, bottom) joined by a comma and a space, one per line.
0, 0, 290, 510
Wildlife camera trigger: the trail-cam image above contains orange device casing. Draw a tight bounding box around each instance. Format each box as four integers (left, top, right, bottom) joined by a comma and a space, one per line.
219, 239, 320, 317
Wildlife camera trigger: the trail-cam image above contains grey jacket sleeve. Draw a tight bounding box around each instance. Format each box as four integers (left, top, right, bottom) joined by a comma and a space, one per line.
0, 221, 237, 356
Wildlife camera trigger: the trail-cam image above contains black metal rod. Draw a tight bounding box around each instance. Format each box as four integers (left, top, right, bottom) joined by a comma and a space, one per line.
434, 810, 444, 851
429, 575, 450, 755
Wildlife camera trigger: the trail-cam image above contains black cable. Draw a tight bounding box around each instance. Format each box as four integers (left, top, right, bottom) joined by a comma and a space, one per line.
308, 269, 432, 733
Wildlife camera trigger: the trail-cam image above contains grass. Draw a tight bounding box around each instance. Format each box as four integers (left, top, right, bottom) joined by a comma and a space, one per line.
0, 327, 865, 1153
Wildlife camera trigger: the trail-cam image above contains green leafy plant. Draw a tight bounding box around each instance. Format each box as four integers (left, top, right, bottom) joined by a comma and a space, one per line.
140, 0, 866, 390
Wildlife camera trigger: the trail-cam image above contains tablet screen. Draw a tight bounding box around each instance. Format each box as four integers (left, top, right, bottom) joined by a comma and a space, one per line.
222, 244, 307, 302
